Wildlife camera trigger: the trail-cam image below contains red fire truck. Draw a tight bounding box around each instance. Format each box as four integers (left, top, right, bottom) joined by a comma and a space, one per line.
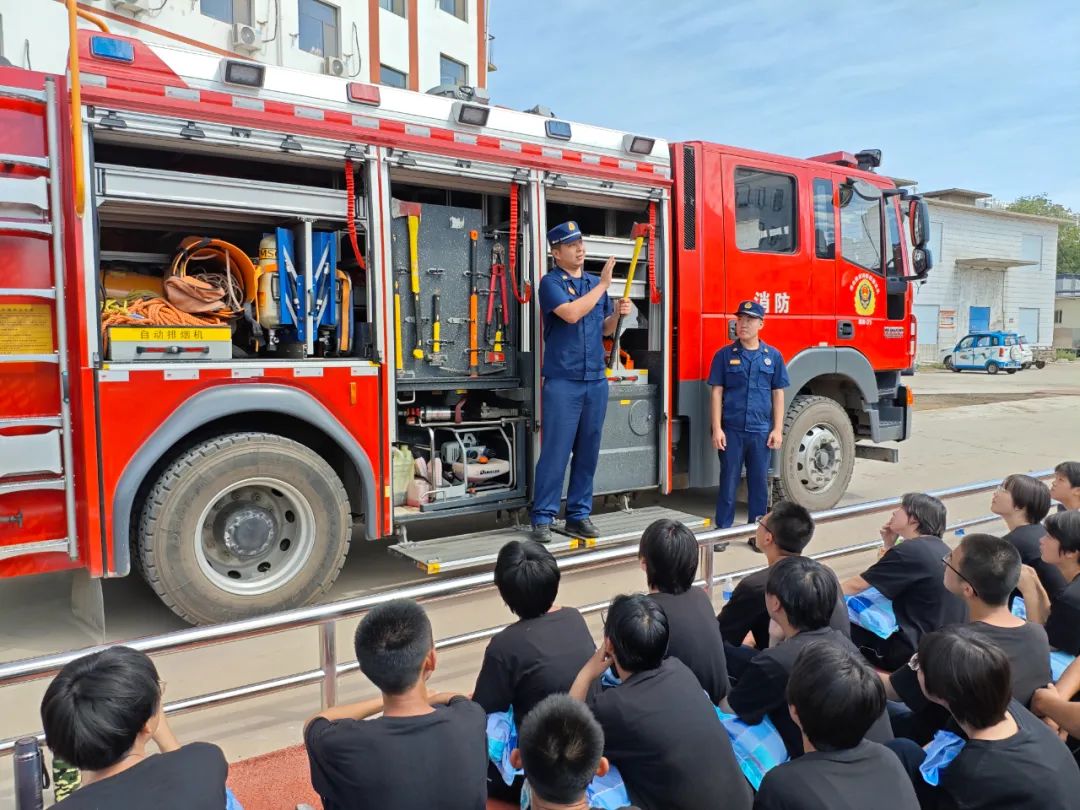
0, 28, 932, 624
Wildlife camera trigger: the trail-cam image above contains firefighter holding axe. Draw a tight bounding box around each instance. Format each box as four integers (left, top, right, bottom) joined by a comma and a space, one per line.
531, 221, 632, 543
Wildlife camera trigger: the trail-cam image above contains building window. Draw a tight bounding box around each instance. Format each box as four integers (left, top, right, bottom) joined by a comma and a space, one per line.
380, 65, 408, 88
1056, 309, 1063, 325
379, 0, 406, 17
298, 0, 339, 58
440, 54, 468, 87
200, 0, 252, 25
839, 186, 882, 273
733, 168, 797, 253
1021, 233, 1043, 270
439, 0, 468, 21
930, 221, 943, 263
813, 178, 835, 259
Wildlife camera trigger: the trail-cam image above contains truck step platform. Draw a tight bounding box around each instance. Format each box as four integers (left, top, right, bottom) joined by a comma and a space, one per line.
389, 506, 712, 575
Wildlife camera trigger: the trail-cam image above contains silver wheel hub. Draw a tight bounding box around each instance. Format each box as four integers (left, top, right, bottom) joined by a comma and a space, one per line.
796, 425, 843, 492
195, 478, 316, 596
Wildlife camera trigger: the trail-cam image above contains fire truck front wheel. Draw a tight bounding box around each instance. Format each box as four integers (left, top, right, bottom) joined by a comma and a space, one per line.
138, 432, 351, 625
772, 395, 856, 512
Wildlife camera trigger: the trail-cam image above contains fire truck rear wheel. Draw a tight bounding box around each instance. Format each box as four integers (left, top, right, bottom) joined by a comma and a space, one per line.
138, 432, 350, 625
772, 395, 856, 512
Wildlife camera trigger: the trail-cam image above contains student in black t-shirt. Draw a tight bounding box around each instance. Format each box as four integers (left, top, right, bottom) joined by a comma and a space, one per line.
305, 599, 487, 810
892, 625, 1080, 809
637, 518, 728, 703
884, 534, 1051, 743
992, 473, 1065, 601
727, 556, 893, 757
570, 594, 752, 810
754, 642, 918, 810
40, 646, 230, 810
717, 501, 848, 680
842, 492, 967, 671
473, 540, 597, 801
510, 694, 638, 810
1016, 510, 1080, 656
1050, 461, 1080, 512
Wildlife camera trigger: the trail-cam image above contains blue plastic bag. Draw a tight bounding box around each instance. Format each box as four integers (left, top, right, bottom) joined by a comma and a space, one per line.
519, 764, 631, 810
1052, 650, 1076, 682
846, 587, 900, 640
919, 730, 966, 786
715, 709, 789, 790
225, 787, 244, 810
487, 708, 524, 786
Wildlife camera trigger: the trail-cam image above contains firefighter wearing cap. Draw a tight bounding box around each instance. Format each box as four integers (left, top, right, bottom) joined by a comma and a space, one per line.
709, 300, 790, 529
531, 221, 633, 543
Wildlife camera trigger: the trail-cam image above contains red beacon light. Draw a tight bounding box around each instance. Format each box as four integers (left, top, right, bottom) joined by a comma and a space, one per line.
346, 83, 381, 106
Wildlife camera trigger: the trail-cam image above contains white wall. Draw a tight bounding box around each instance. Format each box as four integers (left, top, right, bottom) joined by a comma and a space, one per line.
912, 203, 1059, 350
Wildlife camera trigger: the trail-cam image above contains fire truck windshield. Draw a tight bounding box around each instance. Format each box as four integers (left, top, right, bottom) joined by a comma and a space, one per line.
839, 184, 883, 274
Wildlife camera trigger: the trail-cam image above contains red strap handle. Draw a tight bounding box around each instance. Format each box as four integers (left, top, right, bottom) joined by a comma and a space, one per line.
507, 183, 532, 304
647, 201, 661, 304
344, 159, 367, 272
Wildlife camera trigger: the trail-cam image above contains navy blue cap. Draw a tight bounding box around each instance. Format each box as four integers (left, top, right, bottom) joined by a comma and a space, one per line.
547, 221, 583, 245
734, 300, 765, 319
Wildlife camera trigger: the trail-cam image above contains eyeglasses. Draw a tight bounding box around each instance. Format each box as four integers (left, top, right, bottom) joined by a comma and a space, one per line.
756, 515, 771, 533
941, 551, 979, 598
907, 653, 920, 672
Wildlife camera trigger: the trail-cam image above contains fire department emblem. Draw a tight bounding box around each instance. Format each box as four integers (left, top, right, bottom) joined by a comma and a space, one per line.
854, 279, 876, 316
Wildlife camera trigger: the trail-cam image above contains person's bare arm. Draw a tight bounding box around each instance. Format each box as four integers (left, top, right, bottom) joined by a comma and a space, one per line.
1033, 686, 1080, 738
1017, 565, 1052, 625
877, 669, 901, 702
307, 696, 385, 726
152, 712, 181, 754
570, 646, 611, 702
711, 385, 726, 450
1054, 656, 1080, 700
603, 299, 633, 336
842, 575, 871, 596
767, 390, 784, 449
552, 258, 614, 324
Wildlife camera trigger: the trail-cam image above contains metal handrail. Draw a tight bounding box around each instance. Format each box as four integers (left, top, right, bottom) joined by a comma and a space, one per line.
0, 470, 1050, 756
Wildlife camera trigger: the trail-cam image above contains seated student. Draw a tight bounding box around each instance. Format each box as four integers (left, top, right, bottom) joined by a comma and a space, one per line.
1017, 510, 1080, 656
40, 646, 230, 809
1050, 461, 1080, 512
510, 694, 639, 810
891, 625, 1080, 810
1033, 656, 1080, 741
570, 594, 752, 810
884, 534, 1051, 743
992, 473, 1065, 601
754, 642, 918, 810
474, 540, 598, 800
841, 493, 967, 670
717, 501, 848, 676
728, 556, 893, 757
305, 599, 487, 810
637, 518, 728, 703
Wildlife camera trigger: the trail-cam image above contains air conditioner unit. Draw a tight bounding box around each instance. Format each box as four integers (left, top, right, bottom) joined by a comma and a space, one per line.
109, 0, 150, 13
231, 23, 261, 54
323, 56, 347, 78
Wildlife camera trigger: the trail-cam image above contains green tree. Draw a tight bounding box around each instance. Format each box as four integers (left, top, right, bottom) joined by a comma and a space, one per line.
1006, 194, 1080, 276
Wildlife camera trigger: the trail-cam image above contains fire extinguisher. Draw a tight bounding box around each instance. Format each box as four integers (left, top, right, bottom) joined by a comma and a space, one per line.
256, 234, 281, 328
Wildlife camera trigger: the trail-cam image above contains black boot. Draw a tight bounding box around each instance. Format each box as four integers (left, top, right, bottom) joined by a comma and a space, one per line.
564, 518, 600, 539
531, 523, 553, 543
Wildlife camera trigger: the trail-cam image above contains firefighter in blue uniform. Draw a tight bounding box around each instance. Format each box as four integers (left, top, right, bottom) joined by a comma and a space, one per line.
709, 300, 790, 528
531, 221, 632, 543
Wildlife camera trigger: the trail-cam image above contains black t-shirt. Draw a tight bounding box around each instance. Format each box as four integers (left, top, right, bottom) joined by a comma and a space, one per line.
728, 627, 893, 757
934, 701, 1080, 810
651, 588, 729, 704
588, 658, 752, 810
861, 536, 968, 648
55, 743, 228, 809
754, 739, 919, 810
718, 565, 850, 650
472, 607, 597, 720
1004, 523, 1068, 603
1045, 575, 1080, 655
304, 696, 487, 810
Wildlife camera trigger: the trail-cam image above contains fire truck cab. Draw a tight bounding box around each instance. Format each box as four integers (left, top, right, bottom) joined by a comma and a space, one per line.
0, 30, 931, 625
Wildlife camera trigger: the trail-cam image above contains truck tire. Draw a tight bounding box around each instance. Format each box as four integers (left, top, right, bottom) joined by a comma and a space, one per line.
987, 362, 1000, 375
1006, 368, 1018, 375
1035, 360, 1047, 370
772, 395, 856, 512
138, 432, 350, 625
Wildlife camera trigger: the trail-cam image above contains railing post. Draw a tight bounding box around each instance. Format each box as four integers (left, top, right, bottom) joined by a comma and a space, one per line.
319, 621, 337, 710
700, 541, 715, 601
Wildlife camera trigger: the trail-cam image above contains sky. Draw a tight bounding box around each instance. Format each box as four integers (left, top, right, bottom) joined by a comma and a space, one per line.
487, 0, 1080, 209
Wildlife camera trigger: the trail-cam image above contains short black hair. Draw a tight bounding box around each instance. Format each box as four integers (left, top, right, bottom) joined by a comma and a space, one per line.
1001, 474, 1051, 524
355, 599, 433, 695
766, 500, 815, 554
786, 642, 885, 751
957, 533, 1021, 606
638, 519, 698, 595
495, 540, 560, 619
919, 625, 1011, 730
518, 695, 604, 804
902, 492, 947, 537
41, 646, 161, 772
765, 555, 838, 632
1056, 461, 1080, 488
603, 593, 668, 674
1045, 510, 1080, 555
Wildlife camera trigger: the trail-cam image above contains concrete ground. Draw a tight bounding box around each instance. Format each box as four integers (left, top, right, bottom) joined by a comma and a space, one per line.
1, 360, 1077, 801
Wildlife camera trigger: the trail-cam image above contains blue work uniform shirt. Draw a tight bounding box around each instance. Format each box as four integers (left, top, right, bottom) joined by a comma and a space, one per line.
538, 267, 613, 380
708, 340, 790, 432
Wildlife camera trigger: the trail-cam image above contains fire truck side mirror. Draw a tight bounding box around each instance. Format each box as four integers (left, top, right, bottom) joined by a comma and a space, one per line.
909, 247, 933, 280
908, 197, 931, 248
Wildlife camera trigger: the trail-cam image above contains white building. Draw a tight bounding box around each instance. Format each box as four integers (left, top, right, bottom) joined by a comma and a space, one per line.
911, 189, 1061, 363
0, 0, 490, 93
